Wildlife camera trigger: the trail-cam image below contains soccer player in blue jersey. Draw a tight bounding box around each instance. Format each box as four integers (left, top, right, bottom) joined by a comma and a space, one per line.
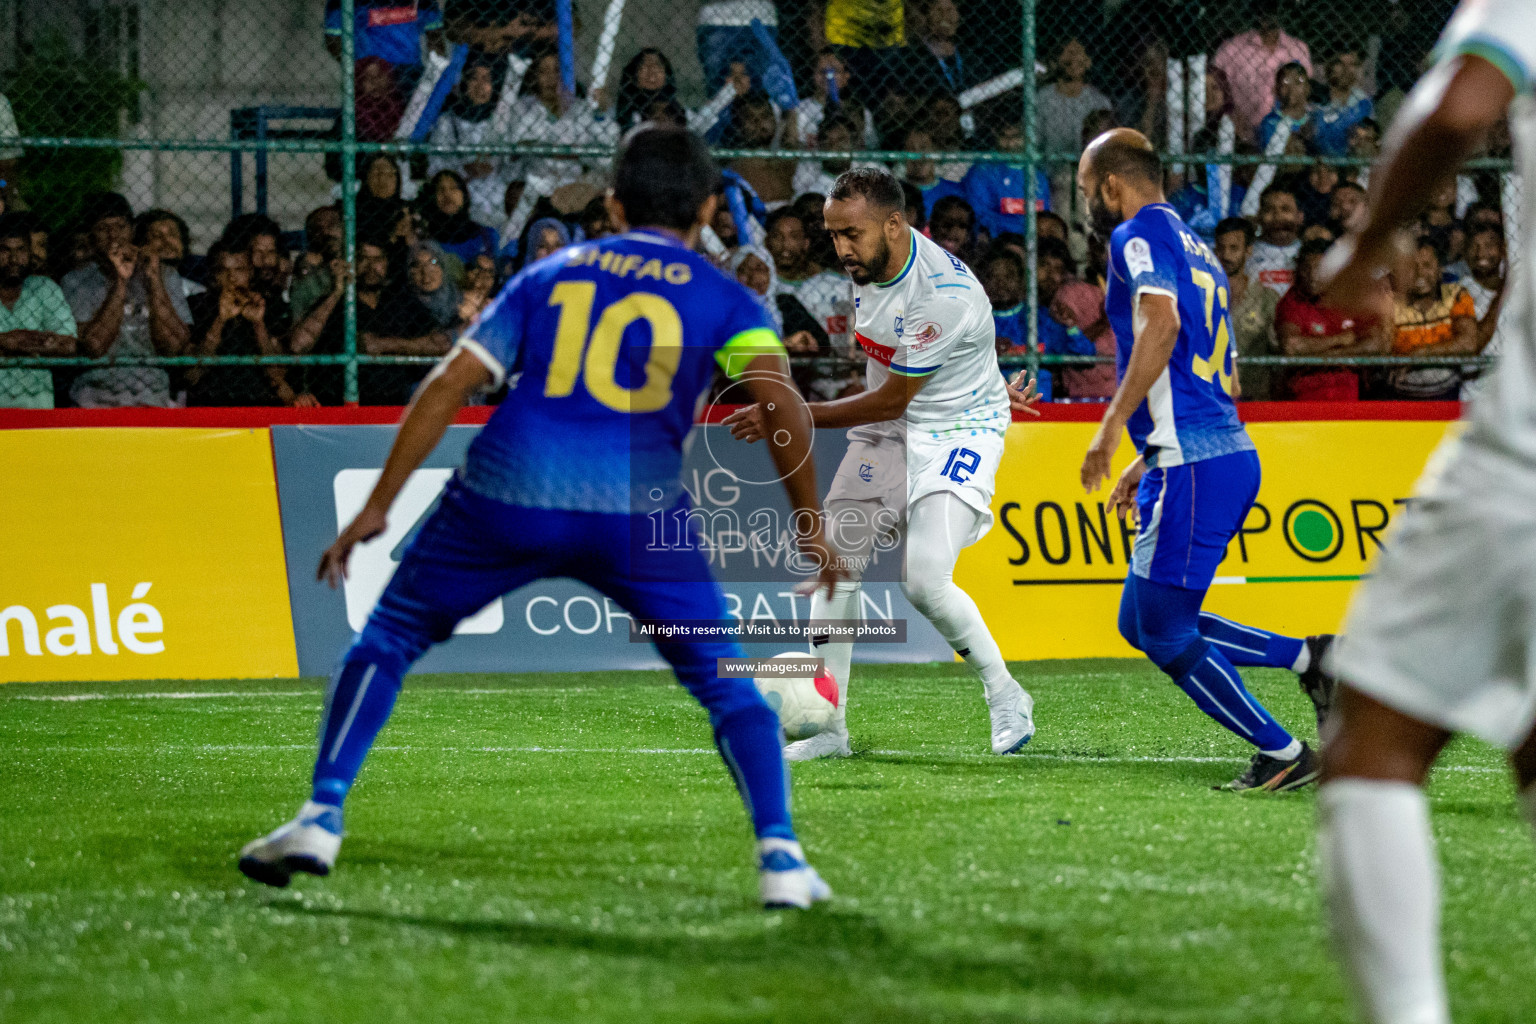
239, 127, 840, 909
1017, 128, 1334, 792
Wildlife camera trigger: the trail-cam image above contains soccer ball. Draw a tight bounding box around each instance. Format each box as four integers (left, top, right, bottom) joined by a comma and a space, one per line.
755, 652, 840, 741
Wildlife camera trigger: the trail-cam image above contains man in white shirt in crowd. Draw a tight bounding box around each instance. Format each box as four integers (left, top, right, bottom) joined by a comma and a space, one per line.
1247, 183, 1303, 296
1460, 221, 1509, 402
765, 206, 854, 366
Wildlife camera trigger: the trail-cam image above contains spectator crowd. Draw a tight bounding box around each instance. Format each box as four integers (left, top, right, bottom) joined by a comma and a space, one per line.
0, 0, 1504, 407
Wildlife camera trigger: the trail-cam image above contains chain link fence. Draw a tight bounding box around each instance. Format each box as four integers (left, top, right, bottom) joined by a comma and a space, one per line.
0, 0, 1511, 408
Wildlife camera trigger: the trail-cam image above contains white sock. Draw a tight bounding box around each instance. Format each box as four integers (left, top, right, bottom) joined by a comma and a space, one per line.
1292, 643, 1312, 673
809, 580, 861, 730
1261, 737, 1303, 761
904, 495, 1017, 703
1319, 779, 1449, 1024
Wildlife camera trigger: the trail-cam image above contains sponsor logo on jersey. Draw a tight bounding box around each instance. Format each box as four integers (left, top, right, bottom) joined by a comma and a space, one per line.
855, 330, 894, 367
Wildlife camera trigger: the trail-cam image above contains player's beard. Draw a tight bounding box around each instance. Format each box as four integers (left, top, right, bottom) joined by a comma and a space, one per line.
843, 235, 891, 286
1087, 187, 1122, 237
0, 267, 26, 288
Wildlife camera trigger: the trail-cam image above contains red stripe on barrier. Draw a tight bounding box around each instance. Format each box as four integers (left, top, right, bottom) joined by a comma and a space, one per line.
0, 400, 1462, 430
0, 406, 497, 429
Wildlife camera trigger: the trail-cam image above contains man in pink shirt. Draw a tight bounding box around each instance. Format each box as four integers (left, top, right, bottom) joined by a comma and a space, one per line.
1212, 0, 1312, 141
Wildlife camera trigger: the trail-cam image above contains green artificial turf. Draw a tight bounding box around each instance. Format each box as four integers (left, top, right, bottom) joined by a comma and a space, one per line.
3, 659, 1533, 1023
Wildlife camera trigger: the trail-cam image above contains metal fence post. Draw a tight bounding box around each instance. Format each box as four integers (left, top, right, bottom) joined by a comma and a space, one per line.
1022, 0, 1039, 387
340, 0, 359, 405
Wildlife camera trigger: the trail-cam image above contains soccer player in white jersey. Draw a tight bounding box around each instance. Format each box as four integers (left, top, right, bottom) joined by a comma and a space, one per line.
1317, 3, 1536, 1020
725, 167, 1039, 759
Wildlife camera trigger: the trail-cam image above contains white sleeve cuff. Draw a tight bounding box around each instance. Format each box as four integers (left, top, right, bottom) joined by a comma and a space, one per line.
452, 337, 507, 390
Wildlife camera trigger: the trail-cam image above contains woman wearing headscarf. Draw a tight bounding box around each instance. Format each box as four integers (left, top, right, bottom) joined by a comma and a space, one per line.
354, 56, 405, 141
352, 153, 409, 241
614, 48, 744, 135
405, 240, 463, 329
417, 170, 498, 266
1051, 279, 1117, 400
521, 216, 572, 268
728, 244, 783, 335
428, 55, 517, 228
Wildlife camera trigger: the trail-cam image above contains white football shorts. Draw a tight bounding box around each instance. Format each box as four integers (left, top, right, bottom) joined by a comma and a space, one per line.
1329, 435, 1536, 750
824, 427, 1004, 548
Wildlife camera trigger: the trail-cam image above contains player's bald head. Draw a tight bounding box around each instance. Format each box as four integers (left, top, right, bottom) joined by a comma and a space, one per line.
1078, 128, 1164, 234
1080, 128, 1162, 189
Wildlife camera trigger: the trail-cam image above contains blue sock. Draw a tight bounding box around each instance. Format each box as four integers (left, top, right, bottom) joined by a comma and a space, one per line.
713, 702, 797, 843
1170, 641, 1296, 754
1198, 612, 1306, 669
311, 642, 408, 808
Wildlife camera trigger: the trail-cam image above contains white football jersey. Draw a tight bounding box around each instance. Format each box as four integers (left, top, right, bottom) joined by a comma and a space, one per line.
1437, 0, 1536, 463
849, 227, 1010, 443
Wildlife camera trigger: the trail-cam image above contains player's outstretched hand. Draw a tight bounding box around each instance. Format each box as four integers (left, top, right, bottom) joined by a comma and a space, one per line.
318, 504, 388, 588
793, 529, 849, 601
1007, 371, 1042, 417
722, 402, 766, 442
1108, 454, 1146, 524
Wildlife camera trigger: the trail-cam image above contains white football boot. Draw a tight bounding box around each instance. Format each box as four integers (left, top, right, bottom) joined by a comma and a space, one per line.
757, 837, 833, 909
238, 800, 343, 887
782, 721, 853, 761
988, 684, 1036, 754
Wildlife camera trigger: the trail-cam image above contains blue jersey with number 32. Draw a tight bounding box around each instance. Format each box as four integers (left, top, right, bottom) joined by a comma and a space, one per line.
1105, 203, 1254, 468
452, 229, 782, 513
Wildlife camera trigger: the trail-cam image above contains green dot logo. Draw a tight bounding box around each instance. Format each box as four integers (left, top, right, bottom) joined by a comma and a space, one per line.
1283, 501, 1343, 562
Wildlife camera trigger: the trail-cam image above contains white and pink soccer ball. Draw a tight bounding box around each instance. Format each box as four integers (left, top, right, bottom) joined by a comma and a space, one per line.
755, 652, 840, 741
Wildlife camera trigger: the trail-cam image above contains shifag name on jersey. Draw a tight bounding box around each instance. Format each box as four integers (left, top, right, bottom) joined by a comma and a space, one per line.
848, 228, 1010, 440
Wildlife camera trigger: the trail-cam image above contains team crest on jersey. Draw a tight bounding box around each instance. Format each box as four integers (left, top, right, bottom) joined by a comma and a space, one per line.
1125, 237, 1155, 276
893, 315, 904, 337
858, 461, 874, 482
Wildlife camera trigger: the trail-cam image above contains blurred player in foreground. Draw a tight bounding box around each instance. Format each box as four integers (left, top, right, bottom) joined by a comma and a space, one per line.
239, 127, 840, 910
1317, 2, 1536, 1019
726, 168, 1039, 760
1017, 129, 1334, 793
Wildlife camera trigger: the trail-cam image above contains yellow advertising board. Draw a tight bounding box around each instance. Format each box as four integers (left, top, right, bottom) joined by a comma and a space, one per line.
956, 420, 1458, 659
0, 428, 299, 682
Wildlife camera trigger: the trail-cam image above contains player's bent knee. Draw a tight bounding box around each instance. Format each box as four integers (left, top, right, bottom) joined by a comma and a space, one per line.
353, 622, 432, 670
899, 576, 944, 615
1143, 635, 1208, 678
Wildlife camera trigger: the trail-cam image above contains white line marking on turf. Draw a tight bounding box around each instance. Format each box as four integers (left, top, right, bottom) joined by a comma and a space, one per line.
3, 687, 612, 702
2, 742, 1505, 774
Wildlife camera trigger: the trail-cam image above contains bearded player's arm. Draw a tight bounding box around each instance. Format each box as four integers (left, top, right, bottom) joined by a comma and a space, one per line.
1082, 232, 1182, 492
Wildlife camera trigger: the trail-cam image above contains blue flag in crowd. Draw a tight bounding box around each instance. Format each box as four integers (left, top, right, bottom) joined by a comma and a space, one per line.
410, 43, 469, 142
751, 20, 799, 111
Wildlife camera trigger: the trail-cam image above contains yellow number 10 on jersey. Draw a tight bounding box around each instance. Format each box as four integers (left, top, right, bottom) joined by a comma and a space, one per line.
544, 281, 684, 413
1188, 268, 1234, 395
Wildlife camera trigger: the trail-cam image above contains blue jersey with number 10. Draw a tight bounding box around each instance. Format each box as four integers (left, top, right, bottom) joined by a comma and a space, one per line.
1105, 203, 1254, 468
452, 229, 783, 514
